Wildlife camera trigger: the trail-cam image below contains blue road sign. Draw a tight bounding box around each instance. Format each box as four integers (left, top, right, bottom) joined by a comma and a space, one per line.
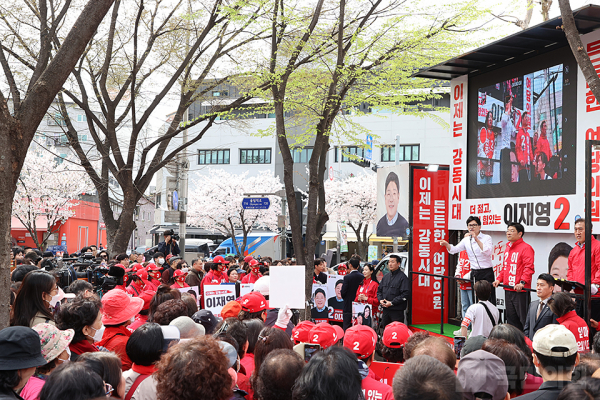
173, 190, 179, 211
242, 197, 271, 210
365, 134, 373, 161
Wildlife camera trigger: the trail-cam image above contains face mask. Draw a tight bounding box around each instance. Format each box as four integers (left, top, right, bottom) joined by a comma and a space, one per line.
89, 324, 105, 343
158, 258, 165, 265
182, 267, 189, 273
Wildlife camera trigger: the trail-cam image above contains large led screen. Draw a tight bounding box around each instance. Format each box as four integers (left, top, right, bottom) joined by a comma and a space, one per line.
467, 52, 577, 199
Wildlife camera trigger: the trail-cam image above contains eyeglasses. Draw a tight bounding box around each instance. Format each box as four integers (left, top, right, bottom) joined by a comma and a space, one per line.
104, 382, 113, 396
467, 223, 479, 228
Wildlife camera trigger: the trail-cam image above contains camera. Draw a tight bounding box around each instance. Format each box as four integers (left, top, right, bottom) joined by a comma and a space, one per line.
164, 229, 179, 241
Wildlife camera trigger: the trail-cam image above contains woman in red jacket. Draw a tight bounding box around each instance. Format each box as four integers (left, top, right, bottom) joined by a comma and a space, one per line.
549, 292, 589, 353
355, 263, 379, 327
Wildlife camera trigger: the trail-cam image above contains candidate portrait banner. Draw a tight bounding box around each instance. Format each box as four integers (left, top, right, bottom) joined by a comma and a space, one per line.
311, 283, 328, 324
203, 284, 236, 319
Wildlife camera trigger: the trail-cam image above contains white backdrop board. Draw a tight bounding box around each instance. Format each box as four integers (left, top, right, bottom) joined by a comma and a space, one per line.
269, 265, 305, 309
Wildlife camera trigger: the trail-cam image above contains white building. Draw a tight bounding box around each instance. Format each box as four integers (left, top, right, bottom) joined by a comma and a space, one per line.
153, 84, 452, 257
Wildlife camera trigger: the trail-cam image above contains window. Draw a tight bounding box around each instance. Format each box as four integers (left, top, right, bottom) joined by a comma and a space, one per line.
240, 148, 271, 164
293, 147, 313, 163
48, 113, 66, 126
78, 134, 88, 142
212, 90, 229, 97
380, 144, 420, 162
77, 114, 87, 122
156, 193, 161, 208
334, 146, 366, 162
198, 149, 230, 165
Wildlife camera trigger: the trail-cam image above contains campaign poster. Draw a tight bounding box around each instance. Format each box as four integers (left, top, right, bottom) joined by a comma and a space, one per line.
177, 286, 200, 306
203, 284, 236, 319
411, 166, 450, 325
352, 302, 375, 328
327, 274, 344, 326
376, 164, 410, 238
310, 284, 328, 324
368, 245, 378, 262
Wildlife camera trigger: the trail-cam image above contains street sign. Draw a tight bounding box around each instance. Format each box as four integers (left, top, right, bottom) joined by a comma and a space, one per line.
172, 190, 179, 211
164, 211, 182, 223
242, 197, 271, 210
329, 166, 334, 181
365, 134, 373, 161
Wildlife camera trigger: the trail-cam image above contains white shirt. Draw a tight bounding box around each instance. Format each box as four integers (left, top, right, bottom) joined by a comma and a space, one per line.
461, 300, 499, 337
448, 232, 493, 270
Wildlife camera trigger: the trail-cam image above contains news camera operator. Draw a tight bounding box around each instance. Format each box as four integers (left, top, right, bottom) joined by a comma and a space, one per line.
158, 229, 180, 258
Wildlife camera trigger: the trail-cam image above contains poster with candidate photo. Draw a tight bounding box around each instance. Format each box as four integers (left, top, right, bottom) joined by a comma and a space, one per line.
376, 164, 410, 238
327, 274, 344, 326
352, 302, 375, 328
310, 284, 328, 324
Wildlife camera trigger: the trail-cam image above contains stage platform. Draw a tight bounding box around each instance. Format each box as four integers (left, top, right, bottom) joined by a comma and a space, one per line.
410, 324, 455, 345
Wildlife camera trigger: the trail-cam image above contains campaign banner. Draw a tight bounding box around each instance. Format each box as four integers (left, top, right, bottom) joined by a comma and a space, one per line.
339, 222, 348, 252
368, 245, 378, 262
203, 284, 236, 319
310, 283, 328, 324
411, 167, 449, 325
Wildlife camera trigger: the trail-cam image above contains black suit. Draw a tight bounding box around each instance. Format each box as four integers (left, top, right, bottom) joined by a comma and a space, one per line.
341, 270, 364, 330
523, 299, 557, 340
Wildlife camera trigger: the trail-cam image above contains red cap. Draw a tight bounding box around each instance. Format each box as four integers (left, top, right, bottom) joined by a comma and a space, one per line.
308, 323, 344, 349
213, 255, 230, 264
146, 263, 161, 271
166, 254, 173, 261
343, 325, 377, 358
292, 320, 315, 343
240, 292, 268, 313
244, 256, 254, 263
173, 269, 187, 279
249, 259, 259, 267
382, 322, 413, 348
222, 301, 242, 319
134, 268, 148, 281
131, 263, 144, 272
139, 290, 156, 311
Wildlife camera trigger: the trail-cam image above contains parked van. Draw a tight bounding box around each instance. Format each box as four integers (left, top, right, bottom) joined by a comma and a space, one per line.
211, 232, 280, 259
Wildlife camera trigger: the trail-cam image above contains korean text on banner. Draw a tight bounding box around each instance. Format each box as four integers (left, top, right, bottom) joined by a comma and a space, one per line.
203, 284, 236, 319
411, 167, 449, 325
269, 266, 306, 309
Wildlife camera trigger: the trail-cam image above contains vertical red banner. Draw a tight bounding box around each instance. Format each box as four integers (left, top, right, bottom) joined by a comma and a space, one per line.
411, 168, 449, 325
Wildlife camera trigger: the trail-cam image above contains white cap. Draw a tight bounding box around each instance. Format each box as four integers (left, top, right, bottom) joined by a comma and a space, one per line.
169, 316, 205, 339
254, 276, 270, 296
532, 324, 578, 357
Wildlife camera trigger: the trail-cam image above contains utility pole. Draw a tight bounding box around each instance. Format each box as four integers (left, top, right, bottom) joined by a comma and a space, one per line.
393, 134, 400, 253
178, 112, 189, 260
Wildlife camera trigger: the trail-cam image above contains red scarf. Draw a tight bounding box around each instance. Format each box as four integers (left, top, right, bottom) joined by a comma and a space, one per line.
69, 340, 98, 355
131, 364, 157, 375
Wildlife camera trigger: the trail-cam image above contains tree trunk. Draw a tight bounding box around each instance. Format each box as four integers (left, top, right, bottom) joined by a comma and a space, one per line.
558, 0, 600, 103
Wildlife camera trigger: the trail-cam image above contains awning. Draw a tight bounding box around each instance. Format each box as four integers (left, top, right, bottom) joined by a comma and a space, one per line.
11, 216, 48, 231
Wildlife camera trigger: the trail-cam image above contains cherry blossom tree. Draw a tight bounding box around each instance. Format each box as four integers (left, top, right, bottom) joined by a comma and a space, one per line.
187, 169, 282, 257
13, 148, 92, 250
325, 173, 377, 259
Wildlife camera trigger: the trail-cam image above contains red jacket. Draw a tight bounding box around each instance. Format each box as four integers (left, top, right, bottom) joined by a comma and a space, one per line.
557, 310, 589, 353
200, 270, 228, 307
126, 281, 145, 297
515, 128, 534, 171
536, 134, 551, 161
241, 272, 262, 284
362, 376, 394, 400
354, 278, 379, 309
497, 238, 535, 290
96, 325, 133, 371
567, 237, 600, 290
